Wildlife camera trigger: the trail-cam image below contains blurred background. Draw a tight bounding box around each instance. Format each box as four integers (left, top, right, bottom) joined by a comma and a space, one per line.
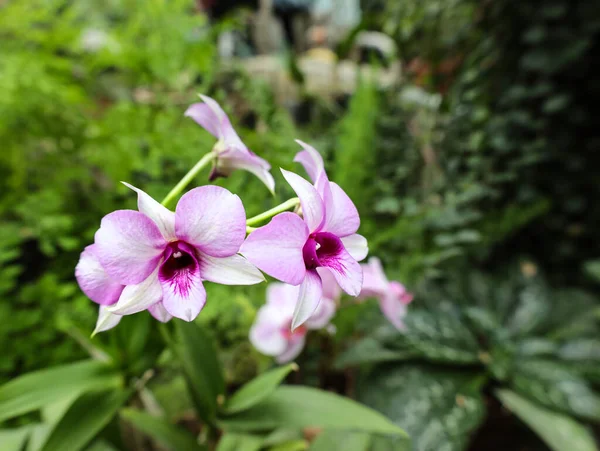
1, 0, 600, 449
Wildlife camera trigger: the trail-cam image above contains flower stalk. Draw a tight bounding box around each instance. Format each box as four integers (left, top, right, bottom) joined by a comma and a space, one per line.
246, 197, 300, 227
161, 152, 216, 207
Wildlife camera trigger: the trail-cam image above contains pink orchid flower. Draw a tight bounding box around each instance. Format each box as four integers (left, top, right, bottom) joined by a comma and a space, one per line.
76, 183, 264, 330
360, 257, 413, 330
75, 244, 172, 335
241, 142, 368, 330
185, 95, 275, 193
250, 269, 338, 363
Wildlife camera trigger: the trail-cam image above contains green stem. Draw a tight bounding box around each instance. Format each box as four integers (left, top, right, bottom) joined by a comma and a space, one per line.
161, 152, 215, 207
245, 197, 300, 227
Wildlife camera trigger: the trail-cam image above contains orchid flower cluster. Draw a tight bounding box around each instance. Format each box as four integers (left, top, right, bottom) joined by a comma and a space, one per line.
75, 95, 412, 351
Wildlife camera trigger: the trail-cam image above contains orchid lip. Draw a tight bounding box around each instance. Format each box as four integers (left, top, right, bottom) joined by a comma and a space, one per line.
302, 232, 344, 270
159, 241, 199, 296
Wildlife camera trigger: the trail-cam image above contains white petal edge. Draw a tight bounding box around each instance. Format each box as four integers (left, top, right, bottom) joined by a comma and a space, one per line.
291, 270, 323, 330
122, 182, 176, 241
341, 234, 369, 262
92, 306, 122, 336
281, 169, 325, 233
108, 267, 163, 315
199, 253, 265, 285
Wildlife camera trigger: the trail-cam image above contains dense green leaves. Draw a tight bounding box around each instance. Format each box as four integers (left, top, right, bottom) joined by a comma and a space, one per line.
216, 433, 264, 451
39, 389, 130, 451
121, 408, 205, 451
0, 426, 32, 451
221, 386, 407, 436
173, 321, 225, 423
0, 360, 121, 422
224, 364, 297, 414
496, 390, 598, 451
357, 365, 486, 451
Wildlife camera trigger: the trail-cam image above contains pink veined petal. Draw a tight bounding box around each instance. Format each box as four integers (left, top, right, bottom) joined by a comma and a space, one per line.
317, 235, 363, 296
321, 182, 360, 237
94, 210, 166, 285
294, 140, 325, 184
199, 252, 265, 286
266, 282, 300, 311
316, 267, 342, 302
240, 212, 309, 285
379, 293, 407, 330
175, 186, 246, 258
291, 269, 323, 330
148, 302, 173, 323
360, 257, 389, 299
305, 296, 336, 329
340, 234, 368, 262
107, 266, 163, 315
121, 182, 176, 241
75, 245, 124, 306
219, 152, 275, 194
185, 95, 241, 143
276, 334, 306, 363
281, 169, 325, 233
92, 306, 122, 336
249, 307, 288, 356
160, 262, 206, 322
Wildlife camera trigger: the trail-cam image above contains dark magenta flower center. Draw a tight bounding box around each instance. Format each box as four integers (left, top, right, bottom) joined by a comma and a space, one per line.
159, 241, 198, 282
302, 232, 343, 270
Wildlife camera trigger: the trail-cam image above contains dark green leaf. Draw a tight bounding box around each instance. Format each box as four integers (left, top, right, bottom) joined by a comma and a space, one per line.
216, 433, 263, 451
221, 386, 406, 436
400, 310, 480, 363
39, 389, 130, 451
496, 389, 598, 451
121, 408, 205, 451
511, 360, 600, 420
173, 321, 224, 423
0, 360, 121, 422
224, 364, 297, 414
334, 338, 415, 369
357, 364, 486, 451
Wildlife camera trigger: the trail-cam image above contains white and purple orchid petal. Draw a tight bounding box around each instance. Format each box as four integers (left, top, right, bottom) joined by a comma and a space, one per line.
281, 169, 325, 233
220, 152, 275, 194
199, 253, 265, 285
241, 212, 309, 285
379, 294, 407, 330
75, 245, 124, 306
108, 266, 163, 315
148, 302, 173, 323
305, 296, 336, 329
390, 281, 414, 305
321, 182, 360, 237
159, 250, 206, 321
291, 269, 323, 330
249, 307, 288, 356
314, 233, 362, 296
121, 182, 176, 241
94, 210, 166, 285
316, 267, 342, 302
175, 186, 246, 258
185, 95, 240, 143
276, 335, 306, 363
294, 140, 325, 184
266, 282, 300, 311
340, 233, 368, 262
360, 257, 389, 299
92, 306, 122, 336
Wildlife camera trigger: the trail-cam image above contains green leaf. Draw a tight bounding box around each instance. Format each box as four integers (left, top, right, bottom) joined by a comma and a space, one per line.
39, 389, 130, 451
220, 386, 406, 436
496, 389, 598, 451
0, 360, 122, 422
173, 321, 224, 423
357, 364, 486, 451
216, 433, 263, 451
0, 426, 33, 451
511, 360, 600, 420
121, 408, 205, 451
334, 338, 415, 369
309, 430, 371, 451
400, 310, 481, 364
224, 363, 297, 414
583, 260, 600, 283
